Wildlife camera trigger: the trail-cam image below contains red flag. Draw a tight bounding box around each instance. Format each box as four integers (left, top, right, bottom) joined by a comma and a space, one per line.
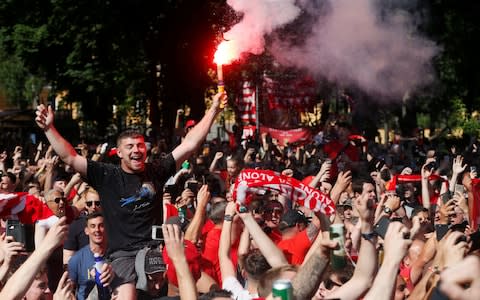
0, 192, 57, 227
236, 81, 256, 125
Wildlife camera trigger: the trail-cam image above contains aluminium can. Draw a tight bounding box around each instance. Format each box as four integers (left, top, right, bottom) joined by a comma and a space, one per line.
272, 279, 293, 300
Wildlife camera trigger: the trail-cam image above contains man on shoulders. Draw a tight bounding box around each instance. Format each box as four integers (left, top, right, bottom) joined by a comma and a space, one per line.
36, 91, 227, 299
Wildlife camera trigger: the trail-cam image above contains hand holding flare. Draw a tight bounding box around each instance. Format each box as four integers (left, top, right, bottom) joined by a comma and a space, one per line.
214, 41, 235, 107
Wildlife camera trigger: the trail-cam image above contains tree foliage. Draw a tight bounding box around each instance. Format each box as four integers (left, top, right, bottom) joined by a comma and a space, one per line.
1, 0, 480, 140
0, 0, 228, 139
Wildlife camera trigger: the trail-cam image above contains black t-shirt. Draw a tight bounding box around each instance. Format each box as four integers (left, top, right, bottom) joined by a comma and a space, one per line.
63, 214, 88, 251
87, 154, 176, 254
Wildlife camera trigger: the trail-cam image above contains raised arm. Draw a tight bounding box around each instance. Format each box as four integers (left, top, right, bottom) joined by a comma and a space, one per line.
328, 192, 377, 300
330, 171, 352, 205
421, 162, 433, 210
184, 184, 210, 243
308, 160, 331, 188
163, 224, 197, 300
238, 209, 288, 268
209, 152, 224, 173
35, 104, 87, 177
449, 156, 466, 193
291, 231, 337, 300
364, 222, 411, 300
172, 92, 227, 170
218, 202, 237, 281
0, 217, 68, 300
0, 234, 24, 284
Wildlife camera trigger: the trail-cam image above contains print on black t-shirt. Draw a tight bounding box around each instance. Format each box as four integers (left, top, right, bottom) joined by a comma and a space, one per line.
120, 182, 156, 212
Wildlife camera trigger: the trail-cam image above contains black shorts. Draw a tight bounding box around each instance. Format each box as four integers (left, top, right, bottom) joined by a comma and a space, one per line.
109, 249, 138, 290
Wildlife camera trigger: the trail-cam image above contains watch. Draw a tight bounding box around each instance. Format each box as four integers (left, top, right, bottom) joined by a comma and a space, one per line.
383, 206, 393, 215
224, 215, 233, 222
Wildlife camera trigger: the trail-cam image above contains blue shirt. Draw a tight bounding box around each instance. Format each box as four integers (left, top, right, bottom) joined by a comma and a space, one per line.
68, 245, 96, 300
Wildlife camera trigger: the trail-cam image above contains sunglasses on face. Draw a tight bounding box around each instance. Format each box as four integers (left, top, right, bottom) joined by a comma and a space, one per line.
51, 197, 66, 204
265, 207, 283, 214
86, 201, 101, 207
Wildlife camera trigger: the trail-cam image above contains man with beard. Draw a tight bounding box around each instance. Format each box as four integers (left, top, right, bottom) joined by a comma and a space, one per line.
36, 91, 227, 299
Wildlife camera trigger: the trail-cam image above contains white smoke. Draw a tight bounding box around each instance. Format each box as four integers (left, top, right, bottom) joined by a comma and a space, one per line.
224, 0, 439, 99
223, 0, 301, 59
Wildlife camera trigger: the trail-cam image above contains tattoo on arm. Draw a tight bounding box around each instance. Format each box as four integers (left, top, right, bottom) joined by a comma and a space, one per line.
292, 254, 329, 300
306, 223, 320, 241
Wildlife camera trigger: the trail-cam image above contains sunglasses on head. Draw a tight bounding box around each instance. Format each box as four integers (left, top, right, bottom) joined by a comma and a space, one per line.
86, 201, 101, 207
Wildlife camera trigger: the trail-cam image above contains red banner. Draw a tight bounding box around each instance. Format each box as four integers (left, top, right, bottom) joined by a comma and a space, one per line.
263, 75, 317, 111
260, 126, 312, 147
232, 169, 335, 215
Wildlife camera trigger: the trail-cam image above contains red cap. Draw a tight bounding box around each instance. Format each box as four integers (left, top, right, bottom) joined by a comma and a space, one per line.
108, 148, 117, 157
163, 239, 201, 286
185, 120, 196, 129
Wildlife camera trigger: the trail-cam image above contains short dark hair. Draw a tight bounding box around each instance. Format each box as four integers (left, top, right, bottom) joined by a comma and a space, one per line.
116, 129, 144, 147
86, 211, 103, 224
208, 201, 227, 224
198, 289, 232, 300
243, 249, 271, 280
2, 172, 16, 184
352, 177, 374, 194
411, 206, 428, 218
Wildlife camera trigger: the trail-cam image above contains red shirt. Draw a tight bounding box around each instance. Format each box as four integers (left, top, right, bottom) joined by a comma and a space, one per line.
267, 228, 283, 244
277, 230, 313, 265
201, 226, 238, 285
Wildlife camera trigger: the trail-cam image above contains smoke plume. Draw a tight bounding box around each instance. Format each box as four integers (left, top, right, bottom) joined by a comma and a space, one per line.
223, 0, 301, 59
224, 0, 439, 99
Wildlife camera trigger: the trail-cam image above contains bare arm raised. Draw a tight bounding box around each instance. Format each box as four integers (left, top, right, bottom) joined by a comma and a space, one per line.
172, 92, 227, 170
35, 104, 87, 177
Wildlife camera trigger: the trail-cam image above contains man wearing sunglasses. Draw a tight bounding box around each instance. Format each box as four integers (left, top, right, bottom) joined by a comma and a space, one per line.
64, 188, 102, 265
36, 91, 227, 299
44, 188, 77, 292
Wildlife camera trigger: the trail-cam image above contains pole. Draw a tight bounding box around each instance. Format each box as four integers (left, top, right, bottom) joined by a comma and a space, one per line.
255, 83, 260, 137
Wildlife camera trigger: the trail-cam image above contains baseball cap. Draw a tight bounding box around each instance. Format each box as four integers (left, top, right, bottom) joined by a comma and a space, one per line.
342, 199, 353, 209
135, 247, 167, 291
279, 209, 310, 230
144, 249, 167, 274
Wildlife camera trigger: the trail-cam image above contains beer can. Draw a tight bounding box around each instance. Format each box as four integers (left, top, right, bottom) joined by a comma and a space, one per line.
272, 279, 293, 300
330, 223, 346, 270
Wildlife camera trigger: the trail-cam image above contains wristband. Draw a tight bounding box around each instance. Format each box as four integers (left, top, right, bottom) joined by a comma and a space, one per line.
224, 215, 233, 222
361, 232, 377, 242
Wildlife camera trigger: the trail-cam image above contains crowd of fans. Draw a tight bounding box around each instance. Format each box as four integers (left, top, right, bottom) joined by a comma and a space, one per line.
0, 93, 479, 300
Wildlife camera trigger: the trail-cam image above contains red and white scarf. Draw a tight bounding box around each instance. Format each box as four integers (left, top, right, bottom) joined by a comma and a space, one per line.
232, 169, 336, 215
0, 192, 57, 228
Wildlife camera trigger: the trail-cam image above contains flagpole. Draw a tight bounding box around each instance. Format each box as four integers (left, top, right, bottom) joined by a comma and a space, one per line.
255, 83, 260, 137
